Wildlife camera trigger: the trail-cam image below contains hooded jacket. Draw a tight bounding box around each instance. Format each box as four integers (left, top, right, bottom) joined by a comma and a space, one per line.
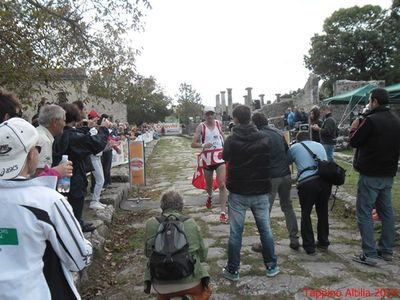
223, 123, 271, 195
52, 126, 108, 199
350, 106, 400, 177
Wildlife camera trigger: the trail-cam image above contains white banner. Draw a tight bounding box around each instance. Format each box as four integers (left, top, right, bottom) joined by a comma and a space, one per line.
154, 123, 182, 135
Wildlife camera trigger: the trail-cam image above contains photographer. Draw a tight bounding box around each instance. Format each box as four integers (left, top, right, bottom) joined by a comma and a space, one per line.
350, 88, 400, 265
53, 105, 109, 232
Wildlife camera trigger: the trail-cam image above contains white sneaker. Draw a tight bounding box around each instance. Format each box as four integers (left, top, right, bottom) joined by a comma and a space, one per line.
90, 202, 106, 210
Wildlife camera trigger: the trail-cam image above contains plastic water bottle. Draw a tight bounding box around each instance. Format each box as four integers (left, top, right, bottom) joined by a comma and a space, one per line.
57, 155, 70, 193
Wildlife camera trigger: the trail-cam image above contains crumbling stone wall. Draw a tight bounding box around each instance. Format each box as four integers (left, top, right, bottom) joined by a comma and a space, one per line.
21, 68, 127, 123
260, 74, 320, 129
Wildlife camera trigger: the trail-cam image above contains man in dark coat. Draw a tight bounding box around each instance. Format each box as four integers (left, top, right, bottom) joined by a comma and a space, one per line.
222, 105, 279, 281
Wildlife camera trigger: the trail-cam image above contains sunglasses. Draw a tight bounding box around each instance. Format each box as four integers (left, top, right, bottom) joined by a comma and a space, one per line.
35, 146, 42, 153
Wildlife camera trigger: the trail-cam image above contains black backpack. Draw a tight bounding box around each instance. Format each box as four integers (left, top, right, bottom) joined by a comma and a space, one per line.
299, 142, 346, 186
149, 214, 195, 281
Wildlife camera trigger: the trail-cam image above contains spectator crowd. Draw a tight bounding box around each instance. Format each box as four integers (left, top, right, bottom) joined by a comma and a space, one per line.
1, 87, 399, 300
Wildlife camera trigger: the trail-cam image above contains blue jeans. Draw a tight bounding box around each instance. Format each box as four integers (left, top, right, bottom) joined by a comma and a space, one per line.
227, 193, 277, 272
356, 175, 396, 257
322, 144, 334, 161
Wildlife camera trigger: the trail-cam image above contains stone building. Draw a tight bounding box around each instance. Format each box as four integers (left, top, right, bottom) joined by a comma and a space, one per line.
20, 68, 128, 123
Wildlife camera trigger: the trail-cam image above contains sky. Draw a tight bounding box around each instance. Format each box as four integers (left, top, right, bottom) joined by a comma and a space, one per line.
134, 0, 393, 107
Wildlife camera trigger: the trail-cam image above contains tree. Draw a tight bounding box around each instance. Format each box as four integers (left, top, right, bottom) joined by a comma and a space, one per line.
127, 76, 172, 125
0, 0, 150, 101
175, 83, 203, 124
304, 4, 399, 96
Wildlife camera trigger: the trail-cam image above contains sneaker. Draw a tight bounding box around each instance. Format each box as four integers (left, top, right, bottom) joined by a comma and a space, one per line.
90, 202, 106, 210
219, 212, 229, 224
377, 250, 393, 261
251, 243, 262, 253
206, 195, 212, 209
81, 223, 96, 232
352, 253, 377, 266
266, 266, 280, 277
222, 267, 239, 281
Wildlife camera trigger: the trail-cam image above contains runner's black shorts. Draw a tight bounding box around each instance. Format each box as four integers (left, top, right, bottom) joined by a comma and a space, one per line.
204, 163, 225, 172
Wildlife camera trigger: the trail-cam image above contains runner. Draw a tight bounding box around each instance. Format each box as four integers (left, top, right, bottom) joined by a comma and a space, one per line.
191, 106, 228, 224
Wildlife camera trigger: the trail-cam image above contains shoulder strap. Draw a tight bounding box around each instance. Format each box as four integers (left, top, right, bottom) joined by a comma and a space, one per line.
300, 142, 320, 161
298, 142, 319, 178
157, 214, 190, 223
215, 120, 224, 146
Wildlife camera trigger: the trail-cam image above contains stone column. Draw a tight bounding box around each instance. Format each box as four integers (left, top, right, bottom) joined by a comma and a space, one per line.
215, 94, 221, 118
245, 87, 253, 108
243, 95, 248, 105
275, 93, 281, 103
227, 88, 233, 117
220, 91, 226, 115
259, 94, 265, 106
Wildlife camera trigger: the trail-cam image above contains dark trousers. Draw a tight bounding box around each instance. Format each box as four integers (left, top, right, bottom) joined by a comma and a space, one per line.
297, 178, 332, 253
68, 196, 85, 225
102, 149, 113, 186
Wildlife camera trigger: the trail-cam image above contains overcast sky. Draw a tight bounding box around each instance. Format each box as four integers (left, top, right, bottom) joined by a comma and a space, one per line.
134, 0, 393, 107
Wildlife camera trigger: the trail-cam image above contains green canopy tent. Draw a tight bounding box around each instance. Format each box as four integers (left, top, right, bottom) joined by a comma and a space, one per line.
386, 83, 400, 102
320, 84, 377, 126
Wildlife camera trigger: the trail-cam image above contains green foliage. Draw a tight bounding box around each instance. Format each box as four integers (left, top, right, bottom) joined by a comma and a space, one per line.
0, 0, 150, 102
175, 82, 203, 124
304, 3, 400, 96
126, 76, 172, 125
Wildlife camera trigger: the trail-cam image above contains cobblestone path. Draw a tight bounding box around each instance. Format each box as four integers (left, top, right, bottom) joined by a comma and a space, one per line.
88, 136, 400, 300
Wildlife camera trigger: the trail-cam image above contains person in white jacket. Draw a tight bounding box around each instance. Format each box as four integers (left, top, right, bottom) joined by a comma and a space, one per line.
0, 118, 92, 300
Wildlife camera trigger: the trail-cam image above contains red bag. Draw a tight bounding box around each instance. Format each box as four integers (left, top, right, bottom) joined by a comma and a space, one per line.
192, 164, 219, 190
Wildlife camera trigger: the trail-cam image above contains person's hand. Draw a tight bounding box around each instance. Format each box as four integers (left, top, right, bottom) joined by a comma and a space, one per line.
54, 160, 73, 178
203, 142, 212, 149
101, 118, 111, 128
88, 119, 97, 128
351, 118, 360, 130
312, 124, 320, 131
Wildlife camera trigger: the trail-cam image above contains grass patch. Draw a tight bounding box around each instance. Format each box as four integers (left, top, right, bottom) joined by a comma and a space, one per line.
128, 229, 144, 250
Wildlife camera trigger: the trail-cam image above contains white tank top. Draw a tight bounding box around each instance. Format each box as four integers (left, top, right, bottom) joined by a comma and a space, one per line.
202, 122, 224, 150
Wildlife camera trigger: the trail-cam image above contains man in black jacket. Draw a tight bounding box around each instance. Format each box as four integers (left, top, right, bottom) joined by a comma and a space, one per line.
350, 88, 400, 265
222, 105, 279, 281
53, 103, 109, 232
312, 105, 337, 161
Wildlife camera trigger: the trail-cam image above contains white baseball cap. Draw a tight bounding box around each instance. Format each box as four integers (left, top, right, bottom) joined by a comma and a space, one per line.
204, 106, 215, 113
0, 118, 39, 179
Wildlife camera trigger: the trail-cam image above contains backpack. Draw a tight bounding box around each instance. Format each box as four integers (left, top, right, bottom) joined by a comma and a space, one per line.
149, 215, 195, 281
299, 142, 346, 186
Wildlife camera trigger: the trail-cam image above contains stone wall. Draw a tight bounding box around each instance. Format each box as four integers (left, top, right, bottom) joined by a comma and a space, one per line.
19, 68, 127, 123
86, 96, 127, 123
260, 74, 320, 129
330, 80, 385, 127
